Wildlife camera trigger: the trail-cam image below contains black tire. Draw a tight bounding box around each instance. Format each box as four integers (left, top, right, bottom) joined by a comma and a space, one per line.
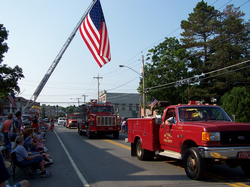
183, 147, 206, 180
86, 126, 93, 139
113, 131, 119, 139
78, 126, 82, 135
241, 164, 250, 176
136, 139, 155, 161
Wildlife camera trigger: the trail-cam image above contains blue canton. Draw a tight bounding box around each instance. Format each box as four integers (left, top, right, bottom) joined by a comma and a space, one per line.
89, 0, 105, 31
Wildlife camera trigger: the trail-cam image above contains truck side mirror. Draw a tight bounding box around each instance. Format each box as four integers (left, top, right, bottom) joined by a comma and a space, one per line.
155, 115, 162, 125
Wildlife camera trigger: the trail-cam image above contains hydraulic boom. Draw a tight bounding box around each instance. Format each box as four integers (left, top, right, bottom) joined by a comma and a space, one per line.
25, 0, 96, 111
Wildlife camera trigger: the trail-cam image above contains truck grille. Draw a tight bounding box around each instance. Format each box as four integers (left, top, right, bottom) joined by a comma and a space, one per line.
220, 131, 250, 145
96, 116, 116, 126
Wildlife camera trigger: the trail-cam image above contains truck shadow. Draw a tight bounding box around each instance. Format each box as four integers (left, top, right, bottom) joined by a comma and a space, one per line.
154, 155, 249, 183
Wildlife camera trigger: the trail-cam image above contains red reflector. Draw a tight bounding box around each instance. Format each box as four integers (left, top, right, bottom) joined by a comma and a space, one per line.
188, 100, 196, 105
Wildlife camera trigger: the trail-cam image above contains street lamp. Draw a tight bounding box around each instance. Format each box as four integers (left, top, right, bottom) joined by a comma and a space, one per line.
119, 58, 146, 117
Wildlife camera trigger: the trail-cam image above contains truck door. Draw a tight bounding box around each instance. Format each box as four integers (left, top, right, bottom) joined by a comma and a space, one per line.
159, 108, 177, 151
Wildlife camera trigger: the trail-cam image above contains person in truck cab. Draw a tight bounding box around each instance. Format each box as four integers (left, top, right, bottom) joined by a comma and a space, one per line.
164, 109, 176, 125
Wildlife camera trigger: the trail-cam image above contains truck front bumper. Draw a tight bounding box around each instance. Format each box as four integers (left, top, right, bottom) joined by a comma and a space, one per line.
198, 146, 250, 159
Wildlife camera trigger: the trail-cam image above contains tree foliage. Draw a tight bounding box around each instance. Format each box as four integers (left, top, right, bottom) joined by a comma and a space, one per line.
221, 87, 250, 123
139, 1, 250, 118
180, 1, 250, 103
139, 37, 189, 114
0, 24, 24, 100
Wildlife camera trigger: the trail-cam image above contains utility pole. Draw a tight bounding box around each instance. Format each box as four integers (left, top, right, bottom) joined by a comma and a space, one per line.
94, 74, 103, 102
142, 54, 146, 117
82, 94, 88, 104
71, 98, 81, 106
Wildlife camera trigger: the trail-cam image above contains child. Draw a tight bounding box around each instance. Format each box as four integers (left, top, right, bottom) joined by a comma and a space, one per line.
49, 118, 54, 131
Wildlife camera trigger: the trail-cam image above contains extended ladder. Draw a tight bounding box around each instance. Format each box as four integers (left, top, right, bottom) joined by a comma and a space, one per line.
25, 0, 96, 111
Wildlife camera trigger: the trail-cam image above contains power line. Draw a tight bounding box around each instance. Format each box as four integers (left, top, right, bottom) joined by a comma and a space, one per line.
145, 59, 250, 92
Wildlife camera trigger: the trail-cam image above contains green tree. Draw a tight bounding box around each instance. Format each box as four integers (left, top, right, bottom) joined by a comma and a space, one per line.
66, 105, 75, 114
139, 37, 189, 114
208, 5, 250, 97
41, 104, 46, 118
221, 87, 250, 123
0, 24, 24, 99
180, 1, 250, 103
180, 0, 219, 73
180, 1, 220, 103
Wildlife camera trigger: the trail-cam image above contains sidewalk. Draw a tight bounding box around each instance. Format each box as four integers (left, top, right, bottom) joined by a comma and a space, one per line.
8, 128, 83, 187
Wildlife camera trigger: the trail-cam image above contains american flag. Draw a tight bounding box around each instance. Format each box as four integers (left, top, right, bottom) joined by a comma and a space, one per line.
79, 0, 111, 68
7, 92, 16, 108
151, 97, 158, 111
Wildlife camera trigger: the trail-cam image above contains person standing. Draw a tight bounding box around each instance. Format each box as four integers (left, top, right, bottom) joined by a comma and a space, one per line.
120, 118, 126, 132
32, 117, 39, 132
0, 118, 4, 143
0, 114, 13, 158
13, 111, 22, 134
50, 118, 54, 131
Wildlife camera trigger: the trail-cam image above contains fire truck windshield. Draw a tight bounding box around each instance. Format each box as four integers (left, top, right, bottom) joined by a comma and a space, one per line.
178, 106, 232, 122
91, 106, 114, 114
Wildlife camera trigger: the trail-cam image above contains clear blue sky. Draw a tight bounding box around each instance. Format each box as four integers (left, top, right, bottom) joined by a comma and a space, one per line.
1, 0, 249, 107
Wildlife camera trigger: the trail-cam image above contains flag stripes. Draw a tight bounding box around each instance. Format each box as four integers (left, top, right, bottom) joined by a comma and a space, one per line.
79, 0, 111, 68
7, 94, 16, 108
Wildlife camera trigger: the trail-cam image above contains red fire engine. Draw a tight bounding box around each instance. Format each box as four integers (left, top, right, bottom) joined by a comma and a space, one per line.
65, 113, 78, 129
127, 101, 250, 180
77, 101, 120, 139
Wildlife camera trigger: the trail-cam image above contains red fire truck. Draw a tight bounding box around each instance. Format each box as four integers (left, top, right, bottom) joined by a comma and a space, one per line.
77, 101, 120, 139
127, 101, 250, 180
65, 113, 78, 129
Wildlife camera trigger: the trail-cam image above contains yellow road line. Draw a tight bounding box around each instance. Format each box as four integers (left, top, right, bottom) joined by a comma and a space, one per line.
103, 139, 131, 150
236, 183, 250, 187
225, 183, 250, 187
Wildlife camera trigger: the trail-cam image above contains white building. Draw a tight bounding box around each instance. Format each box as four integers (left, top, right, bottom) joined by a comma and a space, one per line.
99, 90, 140, 118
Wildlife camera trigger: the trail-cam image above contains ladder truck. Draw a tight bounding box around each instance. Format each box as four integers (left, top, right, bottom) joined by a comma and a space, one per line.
24, 0, 96, 112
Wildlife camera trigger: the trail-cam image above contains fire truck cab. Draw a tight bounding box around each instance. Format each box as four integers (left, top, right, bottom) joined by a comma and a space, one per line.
77, 101, 120, 139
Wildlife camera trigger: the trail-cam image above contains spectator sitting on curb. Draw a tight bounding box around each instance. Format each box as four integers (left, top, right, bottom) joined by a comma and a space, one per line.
12, 135, 52, 178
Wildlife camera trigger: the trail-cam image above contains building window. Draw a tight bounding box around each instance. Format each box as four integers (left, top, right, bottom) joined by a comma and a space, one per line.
129, 104, 132, 111
115, 104, 119, 113
136, 104, 139, 111
122, 104, 125, 111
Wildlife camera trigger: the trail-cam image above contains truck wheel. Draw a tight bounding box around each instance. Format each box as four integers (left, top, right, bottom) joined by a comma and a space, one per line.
78, 126, 82, 135
136, 139, 154, 161
87, 127, 93, 139
241, 164, 250, 176
113, 131, 119, 139
183, 147, 206, 180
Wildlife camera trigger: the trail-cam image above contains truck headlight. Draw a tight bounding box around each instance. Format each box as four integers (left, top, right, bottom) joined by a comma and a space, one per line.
202, 132, 220, 141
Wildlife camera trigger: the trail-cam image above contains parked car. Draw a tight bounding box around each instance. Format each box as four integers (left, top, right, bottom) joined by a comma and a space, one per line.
43, 118, 49, 123
58, 117, 66, 125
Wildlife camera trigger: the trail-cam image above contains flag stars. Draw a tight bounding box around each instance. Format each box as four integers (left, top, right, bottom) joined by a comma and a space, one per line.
89, 0, 103, 30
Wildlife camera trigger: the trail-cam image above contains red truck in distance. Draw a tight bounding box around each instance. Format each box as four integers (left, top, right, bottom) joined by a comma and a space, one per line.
127, 101, 250, 180
65, 113, 78, 129
77, 101, 120, 139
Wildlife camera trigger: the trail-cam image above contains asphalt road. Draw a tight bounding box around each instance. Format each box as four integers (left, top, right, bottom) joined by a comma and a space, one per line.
8, 123, 250, 187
